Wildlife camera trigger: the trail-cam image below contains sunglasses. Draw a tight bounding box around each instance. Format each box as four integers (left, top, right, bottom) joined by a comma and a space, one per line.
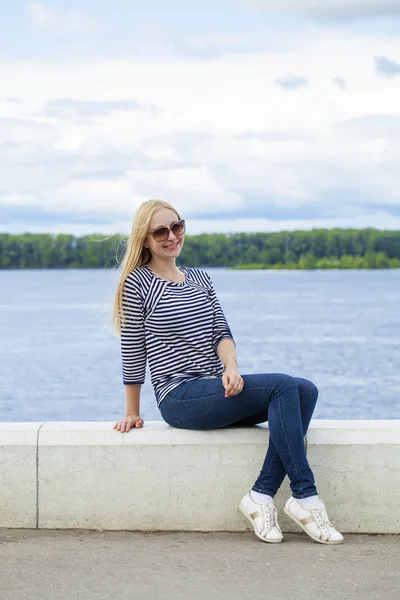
148, 219, 186, 243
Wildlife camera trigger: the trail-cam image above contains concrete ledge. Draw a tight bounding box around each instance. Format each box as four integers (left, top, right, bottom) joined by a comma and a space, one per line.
1, 420, 400, 532
0, 422, 40, 528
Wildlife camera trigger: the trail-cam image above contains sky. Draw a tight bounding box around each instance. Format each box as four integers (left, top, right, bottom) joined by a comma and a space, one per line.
1, 1, 400, 236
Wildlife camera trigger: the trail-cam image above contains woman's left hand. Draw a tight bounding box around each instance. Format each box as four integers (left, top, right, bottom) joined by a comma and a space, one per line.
222, 367, 244, 397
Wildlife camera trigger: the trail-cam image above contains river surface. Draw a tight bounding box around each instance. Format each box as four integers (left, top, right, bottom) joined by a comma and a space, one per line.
0, 268, 399, 422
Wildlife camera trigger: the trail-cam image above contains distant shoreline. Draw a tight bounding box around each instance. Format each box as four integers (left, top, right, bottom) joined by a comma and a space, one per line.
1, 229, 400, 270
232, 262, 400, 270
1, 264, 400, 271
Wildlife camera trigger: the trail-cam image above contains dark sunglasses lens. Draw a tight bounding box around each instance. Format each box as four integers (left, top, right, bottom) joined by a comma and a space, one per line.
153, 227, 169, 241
172, 221, 185, 236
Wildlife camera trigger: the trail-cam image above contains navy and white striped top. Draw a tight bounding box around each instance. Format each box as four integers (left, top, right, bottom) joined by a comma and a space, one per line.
120, 264, 235, 405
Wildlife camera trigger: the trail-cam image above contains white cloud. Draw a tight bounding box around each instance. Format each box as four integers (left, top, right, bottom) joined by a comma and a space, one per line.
2, 27, 400, 231
332, 77, 347, 90
248, 0, 400, 21
27, 2, 99, 35
374, 56, 400, 78
0, 193, 39, 206
275, 75, 309, 89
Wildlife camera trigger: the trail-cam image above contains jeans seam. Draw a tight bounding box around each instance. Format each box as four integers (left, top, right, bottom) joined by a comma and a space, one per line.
276, 390, 305, 497
166, 391, 225, 403
167, 386, 271, 406
256, 448, 280, 495
264, 450, 277, 481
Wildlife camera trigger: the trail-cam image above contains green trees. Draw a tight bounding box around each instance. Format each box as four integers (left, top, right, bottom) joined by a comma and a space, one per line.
0, 229, 399, 269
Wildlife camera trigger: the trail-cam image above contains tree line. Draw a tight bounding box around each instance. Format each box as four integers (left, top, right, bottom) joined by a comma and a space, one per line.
0, 228, 399, 269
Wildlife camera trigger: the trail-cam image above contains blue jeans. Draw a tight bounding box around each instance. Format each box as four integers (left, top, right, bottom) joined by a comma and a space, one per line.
159, 373, 319, 499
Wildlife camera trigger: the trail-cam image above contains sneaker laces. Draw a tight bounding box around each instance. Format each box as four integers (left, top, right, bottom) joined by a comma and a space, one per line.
262, 503, 281, 532
310, 501, 335, 535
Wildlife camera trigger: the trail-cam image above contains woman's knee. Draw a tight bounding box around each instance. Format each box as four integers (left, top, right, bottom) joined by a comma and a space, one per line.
271, 373, 298, 394
295, 377, 319, 403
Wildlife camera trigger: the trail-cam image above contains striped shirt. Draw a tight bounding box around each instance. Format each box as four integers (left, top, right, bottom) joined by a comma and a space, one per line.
120, 264, 235, 405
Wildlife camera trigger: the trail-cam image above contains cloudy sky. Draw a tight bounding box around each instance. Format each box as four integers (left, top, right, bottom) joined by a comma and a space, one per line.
1, 1, 400, 236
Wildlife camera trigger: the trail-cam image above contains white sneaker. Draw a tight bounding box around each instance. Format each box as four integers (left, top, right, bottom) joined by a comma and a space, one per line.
284, 497, 344, 545
239, 493, 283, 543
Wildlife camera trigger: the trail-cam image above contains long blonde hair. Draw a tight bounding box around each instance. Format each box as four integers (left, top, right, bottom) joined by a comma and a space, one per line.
111, 199, 181, 336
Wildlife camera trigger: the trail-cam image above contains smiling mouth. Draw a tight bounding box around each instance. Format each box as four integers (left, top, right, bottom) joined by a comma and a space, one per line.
164, 242, 179, 249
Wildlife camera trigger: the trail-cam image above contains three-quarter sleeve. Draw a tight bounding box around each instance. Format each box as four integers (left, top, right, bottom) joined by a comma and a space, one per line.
206, 274, 236, 352
120, 275, 147, 385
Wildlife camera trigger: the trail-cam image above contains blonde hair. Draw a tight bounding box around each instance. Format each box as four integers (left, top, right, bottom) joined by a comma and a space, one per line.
111, 199, 181, 336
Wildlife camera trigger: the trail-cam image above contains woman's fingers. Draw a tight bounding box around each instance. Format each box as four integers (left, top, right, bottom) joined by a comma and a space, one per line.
230, 385, 243, 396
113, 417, 144, 432
225, 376, 244, 396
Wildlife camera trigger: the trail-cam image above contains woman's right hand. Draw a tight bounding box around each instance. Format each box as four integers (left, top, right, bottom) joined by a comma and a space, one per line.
113, 414, 144, 433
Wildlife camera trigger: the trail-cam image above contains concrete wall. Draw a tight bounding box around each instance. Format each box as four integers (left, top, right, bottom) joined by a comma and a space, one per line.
1, 420, 399, 533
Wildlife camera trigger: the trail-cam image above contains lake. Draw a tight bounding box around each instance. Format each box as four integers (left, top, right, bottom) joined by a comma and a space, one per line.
0, 268, 399, 422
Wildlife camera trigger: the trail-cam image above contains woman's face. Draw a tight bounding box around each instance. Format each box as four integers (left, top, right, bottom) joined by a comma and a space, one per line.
144, 208, 185, 262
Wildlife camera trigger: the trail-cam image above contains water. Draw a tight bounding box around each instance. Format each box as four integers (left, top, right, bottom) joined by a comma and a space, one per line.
0, 268, 399, 422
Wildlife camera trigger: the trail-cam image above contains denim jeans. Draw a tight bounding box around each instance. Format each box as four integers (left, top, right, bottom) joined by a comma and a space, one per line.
159, 373, 319, 499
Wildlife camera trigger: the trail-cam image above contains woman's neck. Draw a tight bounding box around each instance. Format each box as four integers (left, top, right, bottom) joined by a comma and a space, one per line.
147, 259, 178, 278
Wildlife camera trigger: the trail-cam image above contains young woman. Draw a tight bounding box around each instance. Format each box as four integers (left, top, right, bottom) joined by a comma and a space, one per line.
112, 199, 343, 545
